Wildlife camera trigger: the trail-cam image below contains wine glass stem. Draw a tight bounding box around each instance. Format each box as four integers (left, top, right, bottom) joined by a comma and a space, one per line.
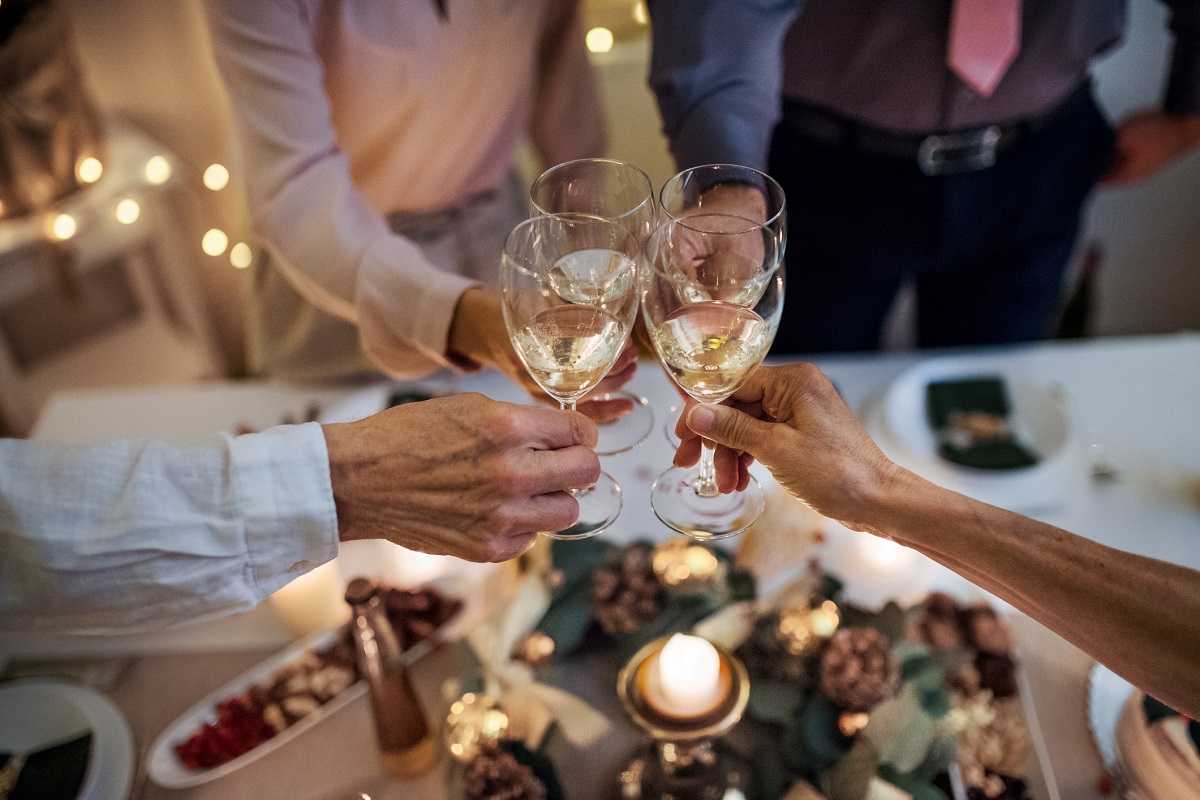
694, 419, 720, 499
560, 399, 593, 497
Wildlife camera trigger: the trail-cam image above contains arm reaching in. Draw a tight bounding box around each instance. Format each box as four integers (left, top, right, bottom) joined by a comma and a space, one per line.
675, 363, 1200, 717
1, 396, 599, 630
323, 392, 600, 562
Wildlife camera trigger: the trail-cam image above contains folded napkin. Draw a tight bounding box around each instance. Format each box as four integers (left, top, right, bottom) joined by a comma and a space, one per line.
0, 732, 91, 800
926, 377, 1039, 470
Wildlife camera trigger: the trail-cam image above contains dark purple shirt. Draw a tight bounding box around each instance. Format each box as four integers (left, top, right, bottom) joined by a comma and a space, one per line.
650, 0, 1200, 169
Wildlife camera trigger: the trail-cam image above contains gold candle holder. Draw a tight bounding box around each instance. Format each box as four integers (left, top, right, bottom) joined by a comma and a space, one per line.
616, 636, 757, 800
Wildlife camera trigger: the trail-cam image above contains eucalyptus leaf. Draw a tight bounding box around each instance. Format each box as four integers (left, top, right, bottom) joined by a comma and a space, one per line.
785, 694, 855, 773
536, 579, 593, 654
551, 538, 615, 587
616, 594, 720, 659
747, 680, 806, 725
824, 738, 878, 800
504, 739, 565, 800
727, 569, 757, 603
864, 683, 935, 774
820, 573, 844, 601
877, 765, 949, 800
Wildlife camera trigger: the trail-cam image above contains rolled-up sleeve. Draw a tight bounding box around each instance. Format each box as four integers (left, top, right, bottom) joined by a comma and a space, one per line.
648, 0, 803, 171
203, 0, 477, 378
0, 424, 339, 631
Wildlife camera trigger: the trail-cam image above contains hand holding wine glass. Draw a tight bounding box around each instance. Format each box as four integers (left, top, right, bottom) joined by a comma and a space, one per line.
642, 211, 785, 540
530, 158, 658, 453
500, 214, 641, 539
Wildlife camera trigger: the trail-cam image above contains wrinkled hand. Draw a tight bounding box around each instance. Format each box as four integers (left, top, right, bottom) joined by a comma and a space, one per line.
448, 287, 636, 422
323, 393, 601, 561
673, 363, 899, 531
1101, 108, 1200, 186
666, 185, 772, 303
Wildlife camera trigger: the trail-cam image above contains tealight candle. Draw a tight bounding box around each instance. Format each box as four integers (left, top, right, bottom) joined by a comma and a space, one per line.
645, 634, 726, 718
856, 536, 916, 575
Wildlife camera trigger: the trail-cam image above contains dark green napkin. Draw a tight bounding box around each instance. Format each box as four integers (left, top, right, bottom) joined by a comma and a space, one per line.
0, 732, 91, 800
926, 377, 1039, 470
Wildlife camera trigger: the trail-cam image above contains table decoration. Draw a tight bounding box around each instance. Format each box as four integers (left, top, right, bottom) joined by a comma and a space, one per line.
517, 536, 1041, 800
615, 634, 755, 799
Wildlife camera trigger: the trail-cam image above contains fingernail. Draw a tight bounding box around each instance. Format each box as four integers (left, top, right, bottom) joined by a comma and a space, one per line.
688, 405, 716, 433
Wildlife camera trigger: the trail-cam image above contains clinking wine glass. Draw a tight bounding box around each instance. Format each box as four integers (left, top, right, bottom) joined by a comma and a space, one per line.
531, 158, 657, 455
642, 214, 785, 540
657, 164, 787, 449
501, 214, 640, 539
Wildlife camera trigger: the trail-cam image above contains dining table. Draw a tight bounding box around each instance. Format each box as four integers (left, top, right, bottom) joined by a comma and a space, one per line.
3, 332, 1198, 800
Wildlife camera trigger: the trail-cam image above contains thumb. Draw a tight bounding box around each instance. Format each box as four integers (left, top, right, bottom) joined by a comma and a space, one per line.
686, 404, 774, 457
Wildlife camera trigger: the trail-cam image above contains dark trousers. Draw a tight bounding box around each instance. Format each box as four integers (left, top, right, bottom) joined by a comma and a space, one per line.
766, 89, 1115, 354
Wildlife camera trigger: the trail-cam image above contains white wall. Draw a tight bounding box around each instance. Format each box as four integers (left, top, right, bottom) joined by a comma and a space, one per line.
63, 0, 250, 372
1088, 0, 1200, 336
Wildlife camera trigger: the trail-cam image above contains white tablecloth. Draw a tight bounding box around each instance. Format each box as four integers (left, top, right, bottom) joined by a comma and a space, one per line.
12, 332, 1200, 800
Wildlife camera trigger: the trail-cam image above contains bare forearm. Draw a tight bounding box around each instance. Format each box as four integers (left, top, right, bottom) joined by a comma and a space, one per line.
866, 469, 1200, 716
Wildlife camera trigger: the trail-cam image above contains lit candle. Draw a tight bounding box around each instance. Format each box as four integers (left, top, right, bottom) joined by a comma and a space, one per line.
856, 536, 916, 575
645, 634, 725, 718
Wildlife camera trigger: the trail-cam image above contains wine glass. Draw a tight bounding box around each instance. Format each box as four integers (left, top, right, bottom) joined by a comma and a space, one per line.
531, 158, 657, 455
658, 164, 786, 453
501, 214, 641, 539
641, 213, 785, 540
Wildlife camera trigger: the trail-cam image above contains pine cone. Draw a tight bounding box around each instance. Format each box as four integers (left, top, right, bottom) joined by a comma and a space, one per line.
591, 544, 664, 636
961, 606, 1014, 656
912, 592, 965, 650
463, 743, 546, 800
818, 627, 899, 712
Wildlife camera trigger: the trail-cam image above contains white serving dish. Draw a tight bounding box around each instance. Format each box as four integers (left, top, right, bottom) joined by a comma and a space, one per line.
147, 584, 462, 789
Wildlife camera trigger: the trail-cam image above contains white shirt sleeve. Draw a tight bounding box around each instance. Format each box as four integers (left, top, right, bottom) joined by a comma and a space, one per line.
203, 0, 479, 378
0, 423, 339, 631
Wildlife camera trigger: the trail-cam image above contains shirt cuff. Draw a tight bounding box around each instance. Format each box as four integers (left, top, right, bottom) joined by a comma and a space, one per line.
226, 422, 339, 603
355, 234, 483, 378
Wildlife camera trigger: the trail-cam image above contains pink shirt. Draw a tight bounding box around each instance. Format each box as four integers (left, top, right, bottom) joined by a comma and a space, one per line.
205, 0, 605, 379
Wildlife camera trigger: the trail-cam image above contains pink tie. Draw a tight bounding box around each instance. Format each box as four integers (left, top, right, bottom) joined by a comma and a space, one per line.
947, 0, 1022, 97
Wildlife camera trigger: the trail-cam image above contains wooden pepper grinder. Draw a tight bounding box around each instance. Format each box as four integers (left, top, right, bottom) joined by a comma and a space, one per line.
345, 578, 439, 778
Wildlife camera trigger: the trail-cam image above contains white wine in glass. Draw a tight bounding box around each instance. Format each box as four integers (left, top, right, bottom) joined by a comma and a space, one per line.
502, 214, 640, 539
531, 158, 657, 455
643, 212, 784, 540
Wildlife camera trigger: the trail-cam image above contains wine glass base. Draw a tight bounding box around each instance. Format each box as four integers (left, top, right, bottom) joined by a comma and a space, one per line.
595, 391, 655, 456
540, 471, 623, 540
650, 469, 763, 541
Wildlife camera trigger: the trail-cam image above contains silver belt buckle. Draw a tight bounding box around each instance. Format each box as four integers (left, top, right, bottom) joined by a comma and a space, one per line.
917, 125, 1002, 176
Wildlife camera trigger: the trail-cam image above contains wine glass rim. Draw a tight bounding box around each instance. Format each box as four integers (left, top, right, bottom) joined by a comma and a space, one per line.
503, 213, 639, 281
530, 158, 656, 225
659, 163, 787, 228
642, 216, 784, 282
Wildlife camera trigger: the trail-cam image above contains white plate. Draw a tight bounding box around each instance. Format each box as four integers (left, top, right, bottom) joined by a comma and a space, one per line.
1088, 663, 1134, 770
318, 379, 455, 425
147, 584, 463, 789
869, 356, 1080, 512
0, 678, 134, 800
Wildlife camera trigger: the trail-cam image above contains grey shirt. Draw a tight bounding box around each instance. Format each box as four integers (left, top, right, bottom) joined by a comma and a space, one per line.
650, 0, 1200, 170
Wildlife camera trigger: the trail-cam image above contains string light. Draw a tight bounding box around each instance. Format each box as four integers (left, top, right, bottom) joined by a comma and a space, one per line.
230, 242, 253, 269
586, 27, 614, 53
633, 1, 648, 25
202, 228, 229, 256
77, 157, 103, 184
203, 163, 230, 191
115, 198, 140, 225
51, 213, 77, 240
145, 156, 172, 185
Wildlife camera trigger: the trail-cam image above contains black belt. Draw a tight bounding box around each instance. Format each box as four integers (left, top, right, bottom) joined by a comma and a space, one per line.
779, 80, 1094, 176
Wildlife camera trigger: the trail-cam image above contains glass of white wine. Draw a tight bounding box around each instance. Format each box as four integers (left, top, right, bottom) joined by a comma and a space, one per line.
531, 158, 657, 455
501, 214, 641, 539
642, 214, 784, 540
658, 164, 786, 450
